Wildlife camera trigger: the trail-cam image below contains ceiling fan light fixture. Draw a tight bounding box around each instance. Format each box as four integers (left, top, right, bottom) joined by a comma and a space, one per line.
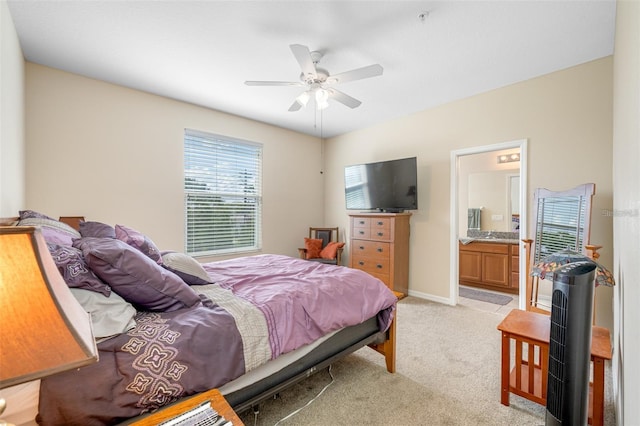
315, 88, 329, 110
296, 91, 311, 107
246, 44, 382, 113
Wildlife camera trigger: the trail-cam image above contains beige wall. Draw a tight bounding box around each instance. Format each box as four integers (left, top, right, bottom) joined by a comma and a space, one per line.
0, 0, 25, 216
324, 57, 614, 329
25, 63, 323, 261
612, 1, 640, 423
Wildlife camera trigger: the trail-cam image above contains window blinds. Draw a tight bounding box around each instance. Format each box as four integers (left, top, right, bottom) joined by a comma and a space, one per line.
184, 129, 262, 256
533, 195, 587, 262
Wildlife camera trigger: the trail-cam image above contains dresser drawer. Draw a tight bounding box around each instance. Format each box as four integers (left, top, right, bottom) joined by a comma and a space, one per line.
351, 240, 390, 259
369, 227, 393, 241
352, 227, 371, 239
352, 255, 390, 275
352, 217, 371, 228
371, 218, 391, 231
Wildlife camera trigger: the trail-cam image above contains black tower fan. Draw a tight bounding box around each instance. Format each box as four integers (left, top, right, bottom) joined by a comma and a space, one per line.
545, 261, 597, 426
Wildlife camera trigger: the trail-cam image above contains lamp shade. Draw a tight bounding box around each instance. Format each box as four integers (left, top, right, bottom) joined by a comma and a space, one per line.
0, 227, 98, 389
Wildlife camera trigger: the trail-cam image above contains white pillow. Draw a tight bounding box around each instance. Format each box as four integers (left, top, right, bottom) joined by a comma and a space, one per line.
70, 288, 136, 340
161, 251, 213, 285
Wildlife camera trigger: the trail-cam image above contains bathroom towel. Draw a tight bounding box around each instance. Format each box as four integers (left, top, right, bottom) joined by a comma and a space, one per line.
468, 208, 481, 229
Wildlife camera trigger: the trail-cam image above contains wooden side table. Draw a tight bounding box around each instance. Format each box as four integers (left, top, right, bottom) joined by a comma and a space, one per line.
124, 388, 244, 426
497, 309, 611, 426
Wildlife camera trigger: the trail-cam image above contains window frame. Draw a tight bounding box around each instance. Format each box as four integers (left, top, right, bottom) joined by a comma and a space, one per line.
184, 129, 263, 257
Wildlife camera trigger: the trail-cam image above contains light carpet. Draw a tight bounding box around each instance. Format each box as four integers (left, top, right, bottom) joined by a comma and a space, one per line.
238, 297, 615, 426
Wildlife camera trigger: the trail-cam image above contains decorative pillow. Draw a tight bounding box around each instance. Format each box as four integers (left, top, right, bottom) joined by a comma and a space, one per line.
115, 224, 162, 265
17, 217, 81, 246
70, 288, 137, 340
73, 237, 201, 312
19, 209, 55, 220
304, 238, 323, 259
79, 221, 116, 239
161, 251, 213, 285
47, 243, 111, 296
320, 241, 345, 260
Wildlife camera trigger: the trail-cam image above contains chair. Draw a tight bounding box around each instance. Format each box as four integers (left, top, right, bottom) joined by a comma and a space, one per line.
523, 183, 600, 315
298, 227, 344, 266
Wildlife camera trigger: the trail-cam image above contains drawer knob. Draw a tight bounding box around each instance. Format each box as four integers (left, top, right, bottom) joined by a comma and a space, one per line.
377, 221, 383, 225
377, 232, 383, 236
377, 248, 383, 252
358, 261, 365, 266
359, 231, 365, 235
359, 246, 365, 250
376, 264, 383, 269
358, 221, 365, 225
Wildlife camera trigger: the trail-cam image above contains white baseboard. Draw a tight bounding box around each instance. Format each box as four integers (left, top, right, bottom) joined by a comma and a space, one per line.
407, 289, 455, 306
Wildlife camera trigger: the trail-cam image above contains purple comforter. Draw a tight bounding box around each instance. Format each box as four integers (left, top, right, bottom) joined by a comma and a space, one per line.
202, 255, 397, 357
37, 255, 396, 425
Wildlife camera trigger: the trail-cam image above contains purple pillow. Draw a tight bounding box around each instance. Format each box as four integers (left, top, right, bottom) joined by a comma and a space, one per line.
115, 224, 162, 265
72, 237, 200, 312
19, 209, 55, 220
79, 221, 116, 239
47, 243, 111, 296
17, 217, 81, 246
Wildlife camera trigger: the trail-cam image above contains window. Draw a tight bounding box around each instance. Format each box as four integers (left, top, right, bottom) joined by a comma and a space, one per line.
184, 129, 262, 256
533, 195, 588, 262
344, 164, 370, 210
531, 184, 596, 264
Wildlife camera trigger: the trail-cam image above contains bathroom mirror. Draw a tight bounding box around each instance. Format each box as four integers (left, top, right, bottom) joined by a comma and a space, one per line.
458, 149, 521, 236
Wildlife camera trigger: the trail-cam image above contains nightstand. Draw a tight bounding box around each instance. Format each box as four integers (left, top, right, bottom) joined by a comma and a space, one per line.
124, 388, 244, 426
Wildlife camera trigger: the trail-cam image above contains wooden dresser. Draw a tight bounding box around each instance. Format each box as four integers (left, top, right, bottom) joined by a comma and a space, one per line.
349, 212, 411, 295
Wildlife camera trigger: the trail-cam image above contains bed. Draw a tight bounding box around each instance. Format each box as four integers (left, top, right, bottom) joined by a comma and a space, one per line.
1, 212, 397, 426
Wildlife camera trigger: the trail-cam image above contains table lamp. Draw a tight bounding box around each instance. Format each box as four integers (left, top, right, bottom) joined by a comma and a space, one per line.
0, 226, 98, 420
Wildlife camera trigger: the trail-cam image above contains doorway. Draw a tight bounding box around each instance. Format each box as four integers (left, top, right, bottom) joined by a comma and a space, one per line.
449, 139, 528, 310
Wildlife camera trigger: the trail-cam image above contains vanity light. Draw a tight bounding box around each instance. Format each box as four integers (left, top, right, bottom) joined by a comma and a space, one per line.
497, 153, 520, 164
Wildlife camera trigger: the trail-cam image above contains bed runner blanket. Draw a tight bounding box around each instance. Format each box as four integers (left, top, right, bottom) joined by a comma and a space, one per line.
37, 255, 396, 425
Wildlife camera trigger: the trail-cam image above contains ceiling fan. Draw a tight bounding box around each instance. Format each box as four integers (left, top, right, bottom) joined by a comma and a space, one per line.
245, 44, 383, 112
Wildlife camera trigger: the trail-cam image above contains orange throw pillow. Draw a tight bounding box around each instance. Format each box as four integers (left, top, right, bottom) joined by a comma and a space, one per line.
304, 238, 323, 259
320, 241, 345, 260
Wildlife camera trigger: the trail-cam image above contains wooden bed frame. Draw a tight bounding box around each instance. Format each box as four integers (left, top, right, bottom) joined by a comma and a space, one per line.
3, 215, 396, 418
0, 216, 18, 225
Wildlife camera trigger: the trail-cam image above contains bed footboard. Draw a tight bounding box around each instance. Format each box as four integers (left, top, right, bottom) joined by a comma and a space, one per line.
368, 313, 396, 373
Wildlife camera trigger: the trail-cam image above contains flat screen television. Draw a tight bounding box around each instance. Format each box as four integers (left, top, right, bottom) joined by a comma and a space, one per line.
344, 157, 418, 212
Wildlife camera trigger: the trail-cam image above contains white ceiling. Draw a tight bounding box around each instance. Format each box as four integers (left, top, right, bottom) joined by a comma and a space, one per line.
7, 0, 616, 138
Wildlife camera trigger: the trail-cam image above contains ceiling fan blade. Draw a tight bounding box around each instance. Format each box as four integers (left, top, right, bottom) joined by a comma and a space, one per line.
328, 64, 383, 85
288, 100, 303, 112
245, 81, 304, 87
289, 44, 317, 80
328, 89, 362, 109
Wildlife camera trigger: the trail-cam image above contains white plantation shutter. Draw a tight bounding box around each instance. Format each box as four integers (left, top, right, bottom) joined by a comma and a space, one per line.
184, 129, 262, 256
